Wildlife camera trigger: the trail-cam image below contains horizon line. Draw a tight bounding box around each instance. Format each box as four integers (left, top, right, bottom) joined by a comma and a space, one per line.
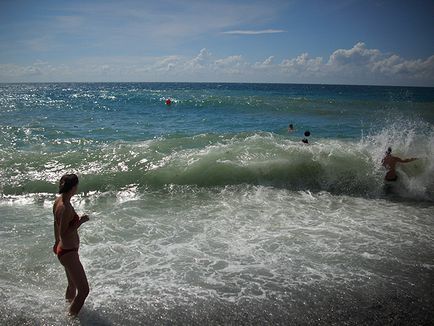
222, 29, 286, 35
1, 81, 433, 88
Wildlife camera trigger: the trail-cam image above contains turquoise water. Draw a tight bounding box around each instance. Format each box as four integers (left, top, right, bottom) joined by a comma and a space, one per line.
1, 83, 433, 324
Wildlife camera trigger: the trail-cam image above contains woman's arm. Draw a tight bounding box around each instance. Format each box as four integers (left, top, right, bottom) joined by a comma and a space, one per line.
54, 221, 59, 242
78, 215, 89, 227
66, 212, 89, 230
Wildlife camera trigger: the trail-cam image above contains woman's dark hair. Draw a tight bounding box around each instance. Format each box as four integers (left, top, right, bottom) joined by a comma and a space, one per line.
304, 130, 311, 137
59, 174, 79, 194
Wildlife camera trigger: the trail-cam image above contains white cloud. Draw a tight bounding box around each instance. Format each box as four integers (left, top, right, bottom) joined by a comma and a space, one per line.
328, 42, 381, 66
186, 48, 213, 70
214, 55, 245, 75
371, 54, 434, 79
1, 44, 433, 86
281, 53, 323, 73
150, 55, 182, 73
323, 42, 434, 84
222, 29, 285, 35
215, 55, 243, 66
254, 56, 275, 68
262, 56, 274, 65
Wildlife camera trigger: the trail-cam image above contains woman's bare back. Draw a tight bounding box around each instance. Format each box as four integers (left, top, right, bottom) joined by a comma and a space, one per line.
53, 197, 80, 250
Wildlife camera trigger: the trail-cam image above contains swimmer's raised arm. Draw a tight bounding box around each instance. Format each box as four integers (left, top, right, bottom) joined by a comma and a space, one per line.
397, 157, 417, 163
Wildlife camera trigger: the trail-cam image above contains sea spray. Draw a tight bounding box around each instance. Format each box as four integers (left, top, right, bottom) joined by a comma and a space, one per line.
361, 114, 434, 200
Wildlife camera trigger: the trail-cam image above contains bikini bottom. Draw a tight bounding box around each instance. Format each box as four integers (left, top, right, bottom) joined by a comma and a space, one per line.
56, 246, 78, 259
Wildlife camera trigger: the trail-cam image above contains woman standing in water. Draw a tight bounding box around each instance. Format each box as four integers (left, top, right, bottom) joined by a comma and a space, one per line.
53, 174, 89, 316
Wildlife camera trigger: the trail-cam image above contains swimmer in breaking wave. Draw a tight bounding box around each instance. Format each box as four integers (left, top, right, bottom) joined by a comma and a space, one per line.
53, 174, 90, 316
302, 130, 310, 144
381, 147, 417, 182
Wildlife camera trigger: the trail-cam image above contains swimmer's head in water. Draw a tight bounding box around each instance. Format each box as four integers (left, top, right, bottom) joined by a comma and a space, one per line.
59, 174, 79, 194
386, 147, 392, 155
304, 131, 310, 137
289, 124, 293, 129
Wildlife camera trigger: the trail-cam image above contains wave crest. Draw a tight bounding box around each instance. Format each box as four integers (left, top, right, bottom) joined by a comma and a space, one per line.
2, 128, 432, 201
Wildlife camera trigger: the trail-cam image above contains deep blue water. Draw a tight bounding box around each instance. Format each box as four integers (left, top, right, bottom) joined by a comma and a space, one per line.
1, 83, 433, 147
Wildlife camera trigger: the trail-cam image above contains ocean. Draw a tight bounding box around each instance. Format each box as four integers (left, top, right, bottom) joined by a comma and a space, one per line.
0, 82, 433, 325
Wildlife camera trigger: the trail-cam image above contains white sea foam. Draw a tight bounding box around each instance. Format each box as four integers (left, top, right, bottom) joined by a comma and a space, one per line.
1, 176, 433, 324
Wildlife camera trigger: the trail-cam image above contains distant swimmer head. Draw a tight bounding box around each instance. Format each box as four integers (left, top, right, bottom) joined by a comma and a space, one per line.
165, 98, 172, 106
289, 124, 293, 129
386, 147, 392, 154
304, 131, 310, 137
59, 173, 79, 194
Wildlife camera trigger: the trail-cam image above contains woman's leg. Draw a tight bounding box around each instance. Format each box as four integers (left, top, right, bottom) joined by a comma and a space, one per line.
64, 267, 77, 302
60, 252, 89, 316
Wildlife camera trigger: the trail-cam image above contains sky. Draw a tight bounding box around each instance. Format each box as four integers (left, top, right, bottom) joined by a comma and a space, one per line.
0, 0, 433, 86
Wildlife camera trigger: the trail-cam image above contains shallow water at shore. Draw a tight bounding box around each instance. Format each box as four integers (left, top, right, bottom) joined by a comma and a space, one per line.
1, 186, 434, 324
